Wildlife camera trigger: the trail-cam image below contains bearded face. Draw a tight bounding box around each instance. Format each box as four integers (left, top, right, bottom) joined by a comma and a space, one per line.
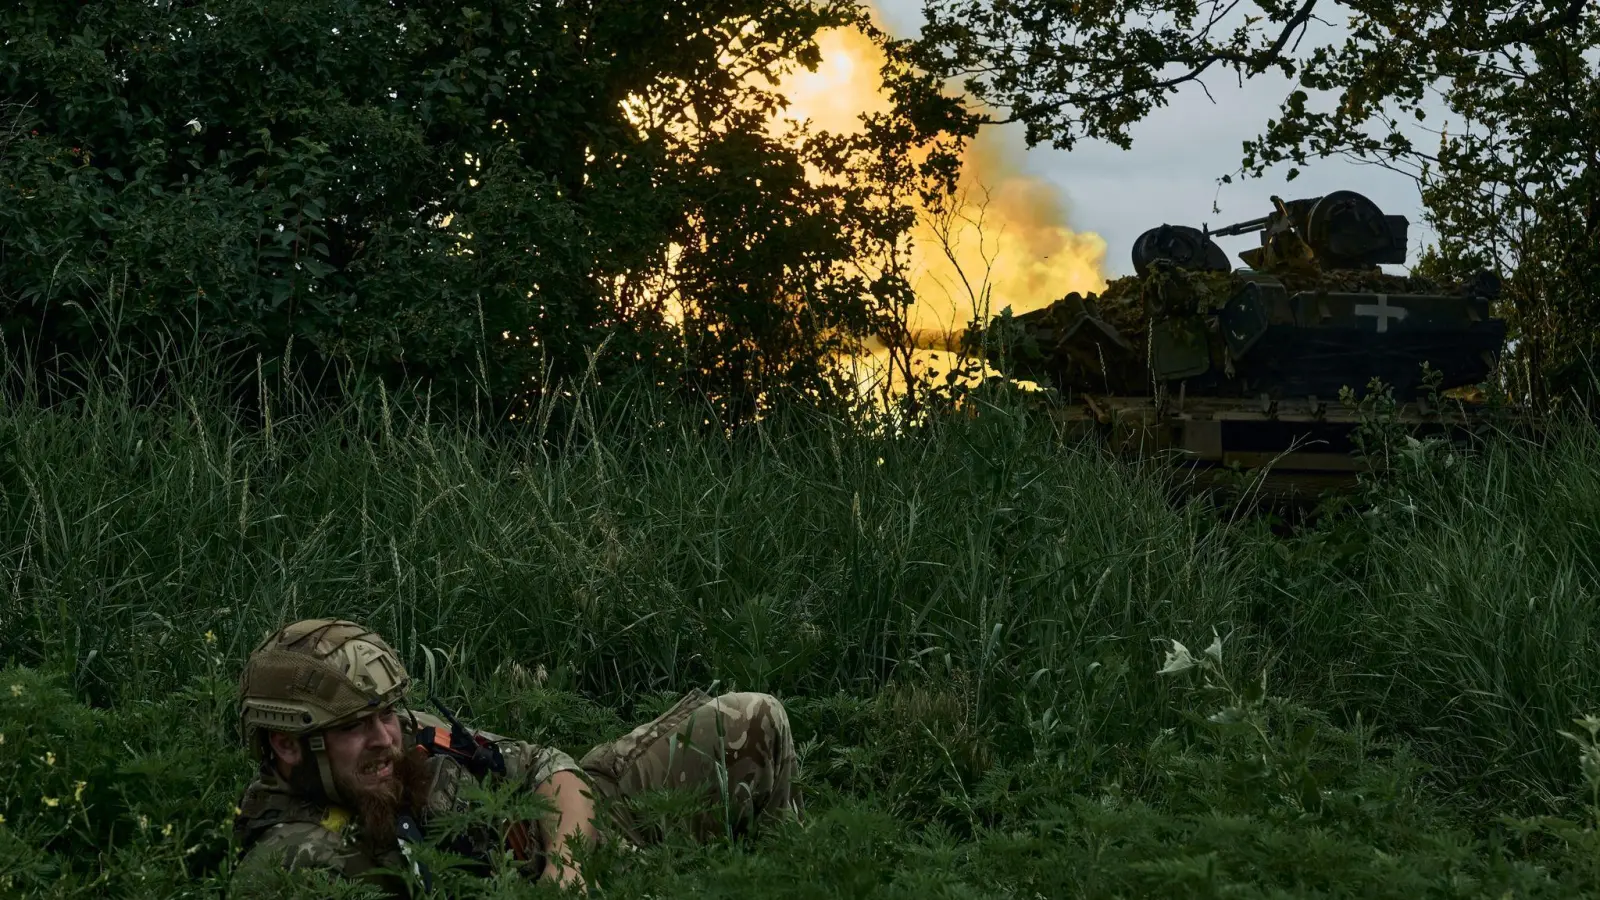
273, 708, 434, 852
336, 748, 433, 851
320, 708, 405, 795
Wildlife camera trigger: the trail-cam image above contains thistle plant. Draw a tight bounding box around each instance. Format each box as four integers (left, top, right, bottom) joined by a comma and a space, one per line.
1157, 632, 1332, 817
1558, 715, 1600, 828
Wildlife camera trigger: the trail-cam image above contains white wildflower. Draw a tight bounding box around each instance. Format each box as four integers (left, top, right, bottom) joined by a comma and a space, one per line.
1158, 640, 1199, 676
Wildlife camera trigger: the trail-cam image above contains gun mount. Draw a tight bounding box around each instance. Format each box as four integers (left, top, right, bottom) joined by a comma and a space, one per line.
1132, 190, 1411, 277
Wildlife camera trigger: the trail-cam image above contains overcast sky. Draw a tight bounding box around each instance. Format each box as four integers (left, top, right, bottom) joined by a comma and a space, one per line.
873, 0, 1446, 278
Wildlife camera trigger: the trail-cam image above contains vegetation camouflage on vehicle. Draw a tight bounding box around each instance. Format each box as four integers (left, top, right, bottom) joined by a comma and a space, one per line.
969, 191, 1507, 401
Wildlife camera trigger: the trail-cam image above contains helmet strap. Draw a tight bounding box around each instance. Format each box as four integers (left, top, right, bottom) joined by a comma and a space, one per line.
307, 734, 343, 805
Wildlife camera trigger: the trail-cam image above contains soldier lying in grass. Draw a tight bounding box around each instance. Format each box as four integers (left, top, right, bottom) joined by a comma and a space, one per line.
231, 619, 797, 895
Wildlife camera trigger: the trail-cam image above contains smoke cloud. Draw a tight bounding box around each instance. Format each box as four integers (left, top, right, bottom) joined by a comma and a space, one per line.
774, 22, 1108, 347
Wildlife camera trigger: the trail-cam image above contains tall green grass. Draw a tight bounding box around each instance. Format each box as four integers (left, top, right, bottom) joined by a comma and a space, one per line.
5, 345, 1600, 897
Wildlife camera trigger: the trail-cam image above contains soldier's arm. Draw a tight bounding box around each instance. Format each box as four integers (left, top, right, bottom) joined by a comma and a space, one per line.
491, 737, 598, 890
534, 769, 598, 891
439, 714, 599, 889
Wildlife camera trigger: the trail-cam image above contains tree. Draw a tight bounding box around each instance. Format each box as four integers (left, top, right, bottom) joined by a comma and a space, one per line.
0, 0, 964, 422
1407, 20, 1600, 409
910, 0, 1599, 406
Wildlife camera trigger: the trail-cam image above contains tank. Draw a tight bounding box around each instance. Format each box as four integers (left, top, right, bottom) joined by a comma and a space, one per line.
958, 190, 1512, 496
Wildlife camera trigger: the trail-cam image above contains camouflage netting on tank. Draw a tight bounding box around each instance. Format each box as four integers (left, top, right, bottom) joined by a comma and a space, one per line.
969, 264, 1472, 396
1273, 268, 1454, 296
966, 264, 1234, 394
1094, 276, 1145, 335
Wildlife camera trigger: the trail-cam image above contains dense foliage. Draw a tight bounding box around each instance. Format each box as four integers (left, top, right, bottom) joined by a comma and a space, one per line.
910, 0, 1600, 407
0, 0, 965, 421
4, 351, 1600, 896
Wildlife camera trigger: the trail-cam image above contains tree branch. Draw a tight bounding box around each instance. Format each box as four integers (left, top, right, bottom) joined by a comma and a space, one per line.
1203, 0, 1321, 73
1454, 0, 1591, 50
1518, 0, 1590, 40
1072, 0, 1320, 111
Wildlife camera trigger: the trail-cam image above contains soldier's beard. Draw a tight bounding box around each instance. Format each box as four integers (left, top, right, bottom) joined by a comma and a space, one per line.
286, 745, 432, 852
333, 749, 432, 852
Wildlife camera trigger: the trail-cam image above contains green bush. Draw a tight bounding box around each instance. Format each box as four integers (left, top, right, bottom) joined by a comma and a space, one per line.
0, 667, 241, 898
0, 0, 957, 420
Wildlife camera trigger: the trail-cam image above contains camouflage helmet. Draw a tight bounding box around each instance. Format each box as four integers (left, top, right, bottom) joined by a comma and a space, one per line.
239, 619, 410, 754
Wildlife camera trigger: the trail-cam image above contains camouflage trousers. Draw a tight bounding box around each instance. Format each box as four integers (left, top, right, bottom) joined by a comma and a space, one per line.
576, 689, 798, 845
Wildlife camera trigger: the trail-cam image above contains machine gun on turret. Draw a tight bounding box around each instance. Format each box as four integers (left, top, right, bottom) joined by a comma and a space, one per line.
1131, 191, 1412, 277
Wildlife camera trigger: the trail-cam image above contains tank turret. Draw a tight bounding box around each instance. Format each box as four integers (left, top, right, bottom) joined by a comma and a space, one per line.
1199, 190, 1410, 272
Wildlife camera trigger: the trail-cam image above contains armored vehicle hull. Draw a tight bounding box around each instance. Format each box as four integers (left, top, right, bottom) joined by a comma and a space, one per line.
1045, 392, 1505, 499
955, 190, 1514, 496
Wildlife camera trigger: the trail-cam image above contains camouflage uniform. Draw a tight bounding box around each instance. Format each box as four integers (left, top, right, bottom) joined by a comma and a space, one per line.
233, 688, 797, 895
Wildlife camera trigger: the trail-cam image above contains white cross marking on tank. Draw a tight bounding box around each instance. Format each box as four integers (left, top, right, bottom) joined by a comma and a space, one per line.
1354, 294, 1409, 333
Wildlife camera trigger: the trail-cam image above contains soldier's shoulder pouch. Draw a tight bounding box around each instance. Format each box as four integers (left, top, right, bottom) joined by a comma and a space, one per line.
411, 703, 508, 780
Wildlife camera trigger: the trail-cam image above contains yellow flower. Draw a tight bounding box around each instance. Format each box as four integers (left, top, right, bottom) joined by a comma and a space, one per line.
74, 781, 87, 804
137, 814, 150, 831
8, 684, 20, 697
204, 630, 217, 645
0, 813, 7, 825
42, 796, 59, 808
162, 822, 174, 838
44, 751, 55, 766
